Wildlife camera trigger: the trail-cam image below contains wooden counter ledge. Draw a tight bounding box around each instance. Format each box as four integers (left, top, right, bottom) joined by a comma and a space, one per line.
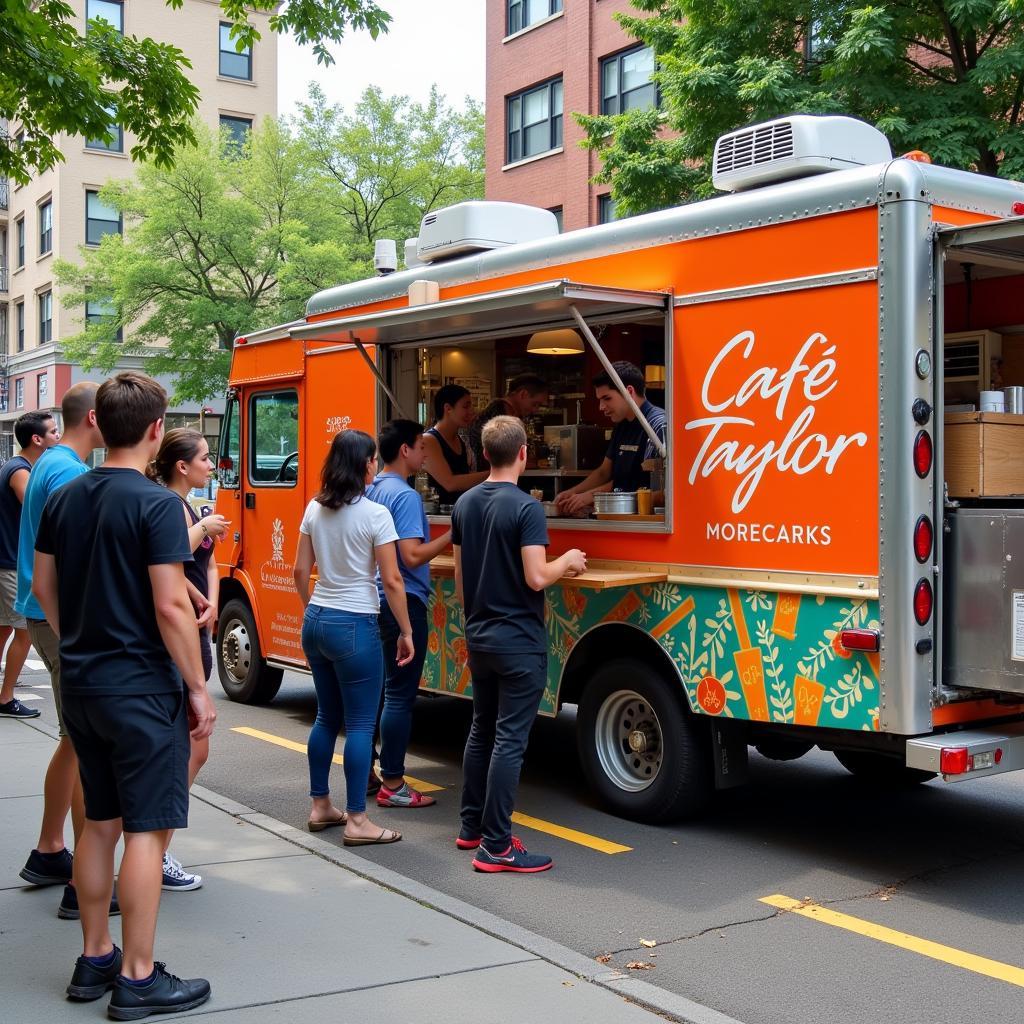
427, 554, 667, 590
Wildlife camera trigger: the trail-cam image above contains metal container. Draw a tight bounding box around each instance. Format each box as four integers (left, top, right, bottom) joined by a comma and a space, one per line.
594, 491, 637, 515
541, 501, 560, 518
543, 425, 606, 470
1005, 386, 1024, 414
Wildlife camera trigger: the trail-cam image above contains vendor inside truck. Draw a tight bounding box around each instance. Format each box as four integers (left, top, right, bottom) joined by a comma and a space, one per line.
555, 361, 667, 514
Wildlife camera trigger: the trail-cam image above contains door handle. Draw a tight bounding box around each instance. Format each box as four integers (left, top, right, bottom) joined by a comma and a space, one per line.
245, 493, 255, 509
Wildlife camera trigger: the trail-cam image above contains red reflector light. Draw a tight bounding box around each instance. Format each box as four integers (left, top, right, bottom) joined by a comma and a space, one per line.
914, 515, 933, 563
218, 457, 233, 471
914, 578, 933, 625
940, 747, 970, 774
913, 430, 933, 477
839, 628, 881, 652
1013, 201, 1024, 216
996, 747, 1004, 764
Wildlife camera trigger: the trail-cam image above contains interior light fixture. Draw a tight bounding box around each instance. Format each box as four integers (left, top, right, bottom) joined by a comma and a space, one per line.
527, 328, 585, 355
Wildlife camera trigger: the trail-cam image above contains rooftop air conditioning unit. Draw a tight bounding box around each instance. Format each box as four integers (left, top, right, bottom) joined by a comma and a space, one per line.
416, 201, 558, 263
712, 114, 892, 193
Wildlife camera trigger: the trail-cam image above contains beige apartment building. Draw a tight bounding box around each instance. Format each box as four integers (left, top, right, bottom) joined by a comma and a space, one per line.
0, 0, 277, 457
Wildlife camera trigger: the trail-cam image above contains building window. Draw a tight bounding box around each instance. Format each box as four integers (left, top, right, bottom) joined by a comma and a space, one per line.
219, 22, 252, 80
601, 46, 657, 115
15, 379, 24, 410
86, 190, 122, 246
507, 0, 562, 35
37, 373, 48, 406
86, 104, 123, 153
548, 206, 563, 232
86, 0, 123, 33
38, 291, 53, 344
507, 78, 563, 164
15, 302, 25, 352
219, 115, 253, 150
86, 297, 123, 341
15, 218, 25, 268
39, 200, 52, 256
598, 194, 618, 224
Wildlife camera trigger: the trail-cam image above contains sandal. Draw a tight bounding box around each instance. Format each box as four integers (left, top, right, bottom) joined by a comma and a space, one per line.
344, 828, 402, 847
307, 812, 348, 833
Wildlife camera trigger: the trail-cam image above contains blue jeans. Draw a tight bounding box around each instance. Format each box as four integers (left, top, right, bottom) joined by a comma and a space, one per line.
302, 605, 383, 813
378, 596, 428, 779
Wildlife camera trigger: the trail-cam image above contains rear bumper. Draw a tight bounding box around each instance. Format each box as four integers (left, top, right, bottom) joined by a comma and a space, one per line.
906, 723, 1024, 780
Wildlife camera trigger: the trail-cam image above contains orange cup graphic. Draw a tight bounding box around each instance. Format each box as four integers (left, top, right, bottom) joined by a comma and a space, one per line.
793, 675, 826, 726
772, 594, 801, 640
734, 647, 770, 721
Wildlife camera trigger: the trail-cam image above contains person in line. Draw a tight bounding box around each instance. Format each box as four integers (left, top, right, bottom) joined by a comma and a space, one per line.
0, 411, 60, 719
366, 420, 452, 808
466, 373, 550, 469
33, 372, 214, 1018
16, 384, 107, 922
452, 416, 586, 873
147, 428, 231, 892
293, 429, 414, 845
422, 384, 487, 506
556, 361, 667, 515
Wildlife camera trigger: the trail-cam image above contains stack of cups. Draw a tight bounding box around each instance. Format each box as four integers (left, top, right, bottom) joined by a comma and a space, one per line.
981, 390, 1005, 413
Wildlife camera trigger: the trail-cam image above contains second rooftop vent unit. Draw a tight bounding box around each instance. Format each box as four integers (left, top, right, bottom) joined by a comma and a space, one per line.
712, 114, 892, 192
416, 201, 559, 263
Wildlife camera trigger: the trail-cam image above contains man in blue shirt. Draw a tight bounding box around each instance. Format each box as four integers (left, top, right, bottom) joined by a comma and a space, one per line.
16, 383, 104, 915
366, 420, 451, 808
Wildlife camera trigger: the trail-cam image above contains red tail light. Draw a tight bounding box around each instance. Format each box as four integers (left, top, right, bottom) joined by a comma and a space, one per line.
914, 515, 933, 562
1013, 201, 1024, 216
914, 578, 933, 625
940, 747, 969, 774
913, 430, 933, 477
218, 456, 233, 471
839, 628, 881, 652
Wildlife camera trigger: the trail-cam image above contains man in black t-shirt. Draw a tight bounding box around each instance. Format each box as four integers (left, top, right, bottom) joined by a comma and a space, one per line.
452, 416, 585, 873
33, 372, 215, 1017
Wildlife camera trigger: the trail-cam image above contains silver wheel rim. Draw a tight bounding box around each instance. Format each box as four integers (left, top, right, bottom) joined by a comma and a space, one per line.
594, 689, 663, 792
222, 620, 252, 684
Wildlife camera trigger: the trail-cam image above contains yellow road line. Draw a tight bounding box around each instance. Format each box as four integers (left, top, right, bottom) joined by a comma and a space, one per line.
232, 726, 443, 794
234, 726, 632, 854
761, 894, 1024, 988
510, 812, 631, 855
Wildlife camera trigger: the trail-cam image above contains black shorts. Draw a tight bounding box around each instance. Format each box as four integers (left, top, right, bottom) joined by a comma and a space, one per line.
62, 690, 190, 832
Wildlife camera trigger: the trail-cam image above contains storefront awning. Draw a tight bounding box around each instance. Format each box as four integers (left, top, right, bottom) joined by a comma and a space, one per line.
289, 280, 670, 348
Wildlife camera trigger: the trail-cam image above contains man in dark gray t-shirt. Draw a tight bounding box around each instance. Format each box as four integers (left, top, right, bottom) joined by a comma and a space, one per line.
452, 416, 585, 874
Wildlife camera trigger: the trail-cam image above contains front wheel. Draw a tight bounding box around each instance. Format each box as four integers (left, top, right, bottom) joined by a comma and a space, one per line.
577, 659, 711, 823
216, 599, 283, 704
834, 750, 936, 785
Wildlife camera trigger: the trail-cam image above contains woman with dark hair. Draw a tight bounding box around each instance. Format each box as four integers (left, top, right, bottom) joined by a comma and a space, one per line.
294, 429, 414, 845
147, 427, 230, 891
422, 384, 487, 507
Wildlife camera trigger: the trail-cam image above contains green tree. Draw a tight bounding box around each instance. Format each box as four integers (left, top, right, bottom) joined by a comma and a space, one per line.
578, 0, 1024, 216
297, 83, 485, 256
1, 0, 391, 184
54, 120, 356, 402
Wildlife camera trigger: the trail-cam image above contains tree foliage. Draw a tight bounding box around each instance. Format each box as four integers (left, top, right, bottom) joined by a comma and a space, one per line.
0, 0, 391, 184
578, 0, 1024, 215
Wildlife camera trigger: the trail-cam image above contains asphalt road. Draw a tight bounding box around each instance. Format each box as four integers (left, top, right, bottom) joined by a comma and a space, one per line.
14, 662, 1024, 1024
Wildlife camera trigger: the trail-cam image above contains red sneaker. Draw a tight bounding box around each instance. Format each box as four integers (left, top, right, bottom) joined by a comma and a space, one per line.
376, 782, 436, 808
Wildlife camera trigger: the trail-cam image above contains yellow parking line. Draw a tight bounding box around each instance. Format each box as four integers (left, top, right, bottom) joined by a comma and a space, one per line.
232, 726, 444, 794
510, 812, 631, 855
761, 894, 1024, 987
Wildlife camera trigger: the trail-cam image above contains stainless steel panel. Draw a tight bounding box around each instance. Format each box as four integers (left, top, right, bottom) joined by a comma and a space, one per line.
543, 424, 606, 470
906, 722, 1024, 779
943, 507, 1024, 695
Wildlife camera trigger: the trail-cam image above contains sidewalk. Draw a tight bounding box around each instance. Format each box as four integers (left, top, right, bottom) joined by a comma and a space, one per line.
1, 718, 733, 1024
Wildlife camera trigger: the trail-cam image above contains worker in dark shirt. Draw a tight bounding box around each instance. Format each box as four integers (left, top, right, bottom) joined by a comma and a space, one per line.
466, 373, 549, 468
556, 361, 667, 515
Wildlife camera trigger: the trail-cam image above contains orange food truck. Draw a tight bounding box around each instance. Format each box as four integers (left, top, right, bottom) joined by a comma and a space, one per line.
213, 115, 1024, 822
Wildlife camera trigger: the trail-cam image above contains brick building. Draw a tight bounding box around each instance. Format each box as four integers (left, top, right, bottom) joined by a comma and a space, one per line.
485, 0, 656, 231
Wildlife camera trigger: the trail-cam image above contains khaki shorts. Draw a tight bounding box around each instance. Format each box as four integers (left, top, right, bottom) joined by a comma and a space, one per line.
0, 569, 26, 629
27, 618, 63, 737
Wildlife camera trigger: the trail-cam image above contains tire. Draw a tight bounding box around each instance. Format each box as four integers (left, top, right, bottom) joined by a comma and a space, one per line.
754, 739, 814, 762
577, 659, 711, 823
834, 750, 936, 785
216, 599, 283, 704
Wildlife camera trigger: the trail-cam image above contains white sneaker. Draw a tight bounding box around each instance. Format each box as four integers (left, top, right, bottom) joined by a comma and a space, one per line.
161, 852, 203, 891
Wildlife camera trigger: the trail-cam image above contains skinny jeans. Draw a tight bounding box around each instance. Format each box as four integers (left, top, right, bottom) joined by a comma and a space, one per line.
378, 596, 428, 779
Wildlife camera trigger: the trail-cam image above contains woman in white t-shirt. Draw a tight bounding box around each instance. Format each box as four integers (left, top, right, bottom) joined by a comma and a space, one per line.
294, 429, 414, 845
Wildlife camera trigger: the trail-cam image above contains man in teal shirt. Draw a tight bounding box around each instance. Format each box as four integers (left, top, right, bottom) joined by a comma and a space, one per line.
16, 383, 104, 922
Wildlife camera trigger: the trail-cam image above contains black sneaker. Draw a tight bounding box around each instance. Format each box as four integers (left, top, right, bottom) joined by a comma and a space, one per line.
58, 883, 122, 920
108, 963, 211, 1021
455, 826, 481, 850
66, 945, 123, 1001
471, 836, 553, 873
20, 846, 73, 886
0, 697, 41, 718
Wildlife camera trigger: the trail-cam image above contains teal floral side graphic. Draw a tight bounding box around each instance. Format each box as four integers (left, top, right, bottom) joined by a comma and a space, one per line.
422, 578, 880, 730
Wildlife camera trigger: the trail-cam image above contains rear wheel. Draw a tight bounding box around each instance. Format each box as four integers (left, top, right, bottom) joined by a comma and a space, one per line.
577, 659, 711, 823
834, 750, 936, 785
217, 599, 283, 704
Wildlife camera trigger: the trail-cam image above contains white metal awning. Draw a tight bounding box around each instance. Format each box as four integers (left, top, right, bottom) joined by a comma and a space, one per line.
939, 217, 1024, 281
